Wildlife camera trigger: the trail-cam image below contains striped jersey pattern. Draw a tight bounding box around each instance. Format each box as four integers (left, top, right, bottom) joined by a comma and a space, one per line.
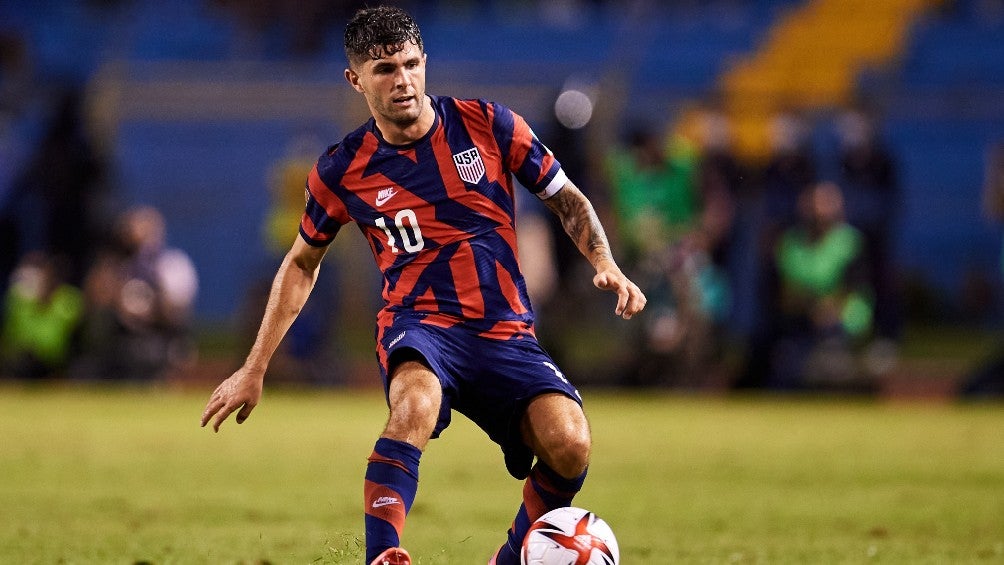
300, 95, 567, 340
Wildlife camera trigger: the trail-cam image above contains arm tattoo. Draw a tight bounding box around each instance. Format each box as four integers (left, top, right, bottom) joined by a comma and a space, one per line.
544, 183, 614, 265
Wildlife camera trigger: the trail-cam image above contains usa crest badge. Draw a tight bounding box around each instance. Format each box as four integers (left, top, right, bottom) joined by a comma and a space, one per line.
452, 147, 485, 184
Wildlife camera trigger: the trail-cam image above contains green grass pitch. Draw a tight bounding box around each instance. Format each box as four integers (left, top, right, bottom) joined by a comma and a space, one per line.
0, 384, 1001, 564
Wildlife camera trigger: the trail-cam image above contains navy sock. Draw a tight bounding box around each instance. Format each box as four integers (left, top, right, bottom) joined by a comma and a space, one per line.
364, 437, 421, 563
495, 462, 587, 565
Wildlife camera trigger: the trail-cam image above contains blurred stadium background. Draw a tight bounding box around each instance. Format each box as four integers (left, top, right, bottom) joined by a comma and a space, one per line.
2, 0, 1004, 396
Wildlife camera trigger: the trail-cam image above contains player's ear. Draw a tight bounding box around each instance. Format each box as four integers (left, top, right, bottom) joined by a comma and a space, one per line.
344, 67, 364, 93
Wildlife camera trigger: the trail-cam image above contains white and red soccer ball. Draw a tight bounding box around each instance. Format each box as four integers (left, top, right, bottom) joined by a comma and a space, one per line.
521, 507, 620, 565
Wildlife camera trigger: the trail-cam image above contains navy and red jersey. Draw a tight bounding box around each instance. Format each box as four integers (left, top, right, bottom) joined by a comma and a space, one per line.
300, 95, 567, 340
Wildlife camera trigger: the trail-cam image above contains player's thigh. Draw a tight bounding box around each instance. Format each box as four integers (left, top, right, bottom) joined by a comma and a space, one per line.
521, 392, 591, 471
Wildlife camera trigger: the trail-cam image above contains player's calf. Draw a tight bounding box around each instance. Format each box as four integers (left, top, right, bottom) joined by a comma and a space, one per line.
364, 439, 421, 564
493, 460, 588, 565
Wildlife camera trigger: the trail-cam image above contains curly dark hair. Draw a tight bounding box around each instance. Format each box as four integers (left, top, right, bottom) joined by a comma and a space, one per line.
344, 6, 424, 67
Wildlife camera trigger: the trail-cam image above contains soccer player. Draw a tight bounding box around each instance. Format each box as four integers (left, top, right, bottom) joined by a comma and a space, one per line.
200, 6, 646, 565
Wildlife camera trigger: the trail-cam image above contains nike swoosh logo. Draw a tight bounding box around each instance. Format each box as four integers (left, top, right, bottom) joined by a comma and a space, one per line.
375, 188, 398, 207
371, 497, 401, 508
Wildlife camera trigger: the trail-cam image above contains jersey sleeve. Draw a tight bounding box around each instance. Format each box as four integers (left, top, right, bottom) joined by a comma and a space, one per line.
491, 102, 567, 199
299, 152, 350, 247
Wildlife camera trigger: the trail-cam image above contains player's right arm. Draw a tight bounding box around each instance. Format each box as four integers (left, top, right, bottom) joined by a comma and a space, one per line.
200, 235, 328, 432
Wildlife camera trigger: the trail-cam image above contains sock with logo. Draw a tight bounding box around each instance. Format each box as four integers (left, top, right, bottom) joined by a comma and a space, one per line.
364, 437, 421, 563
494, 461, 587, 565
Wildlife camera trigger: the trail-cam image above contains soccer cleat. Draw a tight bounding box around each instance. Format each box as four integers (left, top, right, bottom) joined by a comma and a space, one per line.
370, 547, 411, 565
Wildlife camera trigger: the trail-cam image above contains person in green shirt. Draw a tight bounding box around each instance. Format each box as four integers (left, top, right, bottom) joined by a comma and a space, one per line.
605, 127, 700, 264
605, 127, 731, 386
770, 181, 874, 389
0, 252, 84, 379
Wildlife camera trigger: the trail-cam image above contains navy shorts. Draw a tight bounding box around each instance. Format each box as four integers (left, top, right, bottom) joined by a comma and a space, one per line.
377, 320, 582, 479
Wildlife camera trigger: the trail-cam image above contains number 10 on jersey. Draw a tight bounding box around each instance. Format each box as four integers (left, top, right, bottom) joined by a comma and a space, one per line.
375, 208, 425, 254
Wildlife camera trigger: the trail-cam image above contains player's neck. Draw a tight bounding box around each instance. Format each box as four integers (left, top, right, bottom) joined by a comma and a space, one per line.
375, 95, 435, 146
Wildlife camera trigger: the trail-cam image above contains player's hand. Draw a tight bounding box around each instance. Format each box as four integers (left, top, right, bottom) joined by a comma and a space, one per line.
200, 367, 264, 432
593, 262, 647, 320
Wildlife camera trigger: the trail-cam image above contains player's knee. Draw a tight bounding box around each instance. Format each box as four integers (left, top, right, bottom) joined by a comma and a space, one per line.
545, 425, 591, 478
388, 360, 441, 423
385, 375, 442, 447
390, 389, 439, 426
410, 390, 441, 418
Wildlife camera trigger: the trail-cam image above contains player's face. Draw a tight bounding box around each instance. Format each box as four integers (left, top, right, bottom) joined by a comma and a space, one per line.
346, 41, 429, 138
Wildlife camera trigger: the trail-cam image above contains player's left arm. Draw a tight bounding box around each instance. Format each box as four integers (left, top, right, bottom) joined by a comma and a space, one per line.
542, 180, 646, 319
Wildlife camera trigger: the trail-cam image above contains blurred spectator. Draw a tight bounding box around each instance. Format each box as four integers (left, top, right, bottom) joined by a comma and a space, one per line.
0, 252, 84, 379
242, 134, 341, 384
0, 30, 40, 296
693, 105, 746, 329
75, 206, 198, 380
735, 110, 819, 389
694, 106, 741, 186
762, 110, 818, 240
695, 106, 744, 261
634, 228, 730, 387
836, 107, 902, 352
10, 88, 108, 287
264, 134, 319, 257
768, 181, 875, 390
1, 87, 108, 295
605, 125, 730, 386
606, 127, 700, 264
